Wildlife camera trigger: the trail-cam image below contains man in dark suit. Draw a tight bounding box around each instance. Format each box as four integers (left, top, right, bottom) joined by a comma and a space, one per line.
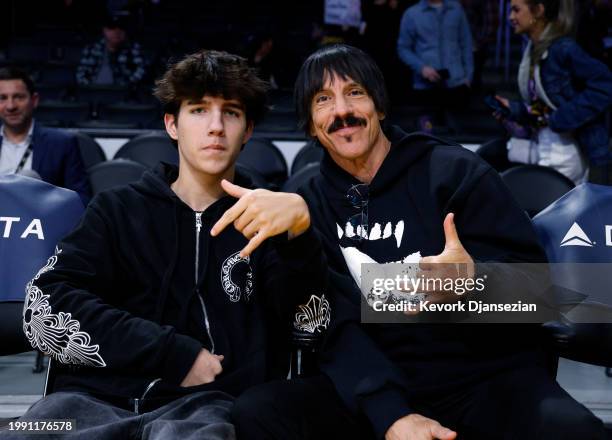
0, 67, 91, 204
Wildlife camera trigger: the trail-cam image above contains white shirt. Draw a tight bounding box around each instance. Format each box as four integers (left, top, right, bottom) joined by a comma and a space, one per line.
0, 120, 35, 175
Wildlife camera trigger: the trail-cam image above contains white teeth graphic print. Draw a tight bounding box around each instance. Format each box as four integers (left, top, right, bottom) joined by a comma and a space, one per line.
340, 246, 421, 290
335, 218, 421, 304
337, 223, 344, 239
336, 220, 405, 248
382, 222, 392, 239
394, 221, 404, 248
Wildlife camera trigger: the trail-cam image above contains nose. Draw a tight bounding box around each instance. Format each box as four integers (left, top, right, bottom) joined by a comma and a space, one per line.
208, 109, 225, 136
333, 94, 352, 118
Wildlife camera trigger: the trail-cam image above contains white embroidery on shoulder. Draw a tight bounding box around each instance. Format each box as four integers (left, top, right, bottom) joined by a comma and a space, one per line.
294, 294, 331, 334
22, 247, 106, 367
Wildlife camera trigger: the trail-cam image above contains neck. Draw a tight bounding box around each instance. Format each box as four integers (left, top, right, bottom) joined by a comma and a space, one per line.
428, 0, 443, 5
171, 166, 233, 212
330, 131, 391, 184
3, 120, 32, 144
529, 21, 547, 42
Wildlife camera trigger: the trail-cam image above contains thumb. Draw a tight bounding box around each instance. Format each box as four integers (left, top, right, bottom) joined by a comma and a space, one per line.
419, 255, 436, 271
221, 179, 249, 199
431, 423, 457, 440
442, 213, 462, 251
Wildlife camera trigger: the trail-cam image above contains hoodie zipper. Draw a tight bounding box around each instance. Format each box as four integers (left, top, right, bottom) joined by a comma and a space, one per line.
194, 212, 215, 354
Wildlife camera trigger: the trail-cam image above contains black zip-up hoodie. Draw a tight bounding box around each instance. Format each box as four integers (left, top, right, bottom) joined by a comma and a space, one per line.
25, 163, 327, 405
299, 125, 549, 438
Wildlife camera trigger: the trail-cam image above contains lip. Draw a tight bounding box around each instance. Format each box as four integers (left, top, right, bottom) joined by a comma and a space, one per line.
202, 144, 226, 151
332, 125, 362, 137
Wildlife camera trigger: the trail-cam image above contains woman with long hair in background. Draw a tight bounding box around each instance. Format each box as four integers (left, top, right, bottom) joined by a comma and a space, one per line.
493, 0, 612, 184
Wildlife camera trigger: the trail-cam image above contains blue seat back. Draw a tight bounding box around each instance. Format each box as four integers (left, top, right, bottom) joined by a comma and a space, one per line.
0, 175, 84, 302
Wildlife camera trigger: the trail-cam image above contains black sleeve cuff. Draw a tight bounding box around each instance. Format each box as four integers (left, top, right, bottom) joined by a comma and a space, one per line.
272, 226, 321, 264
161, 332, 202, 385
359, 387, 413, 439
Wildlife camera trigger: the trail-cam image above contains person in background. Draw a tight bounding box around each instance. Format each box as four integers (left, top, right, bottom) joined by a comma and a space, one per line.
76, 13, 146, 87
494, 0, 612, 185
460, 0, 499, 92
397, 0, 473, 132
0, 67, 91, 204
361, 0, 408, 102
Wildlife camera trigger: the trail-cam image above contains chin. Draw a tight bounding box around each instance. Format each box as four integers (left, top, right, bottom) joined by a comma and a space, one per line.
191, 158, 230, 177
335, 143, 369, 160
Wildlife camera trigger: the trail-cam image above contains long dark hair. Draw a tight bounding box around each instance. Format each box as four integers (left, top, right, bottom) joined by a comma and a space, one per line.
294, 44, 389, 134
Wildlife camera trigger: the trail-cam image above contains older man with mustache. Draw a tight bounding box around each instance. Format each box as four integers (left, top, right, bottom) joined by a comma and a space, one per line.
231, 44, 605, 440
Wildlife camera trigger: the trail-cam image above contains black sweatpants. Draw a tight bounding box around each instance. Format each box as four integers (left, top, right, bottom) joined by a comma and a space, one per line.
0, 390, 235, 440
232, 367, 605, 440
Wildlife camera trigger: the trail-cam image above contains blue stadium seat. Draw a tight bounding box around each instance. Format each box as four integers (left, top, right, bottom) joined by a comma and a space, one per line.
87, 159, 148, 195
501, 165, 575, 217
114, 132, 178, 168
237, 137, 288, 189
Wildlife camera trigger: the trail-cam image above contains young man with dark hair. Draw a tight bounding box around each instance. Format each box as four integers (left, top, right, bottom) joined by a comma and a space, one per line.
1, 50, 324, 440
232, 44, 604, 440
0, 67, 91, 204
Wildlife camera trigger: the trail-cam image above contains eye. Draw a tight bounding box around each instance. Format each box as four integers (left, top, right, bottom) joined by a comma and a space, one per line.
315, 94, 330, 104
190, 107, 205, 114
225, 109, 241, 117
348, 88, 365, 96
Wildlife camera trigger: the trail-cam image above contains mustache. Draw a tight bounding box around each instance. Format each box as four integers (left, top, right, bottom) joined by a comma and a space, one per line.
327, 115, 367, 134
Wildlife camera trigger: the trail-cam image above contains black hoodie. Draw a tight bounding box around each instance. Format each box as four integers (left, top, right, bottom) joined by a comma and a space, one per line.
299, 126, 549, 438
24, 163, 327, 405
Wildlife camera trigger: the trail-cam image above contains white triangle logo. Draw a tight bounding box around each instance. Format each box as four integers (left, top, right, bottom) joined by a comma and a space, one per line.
560, 222, 594, 247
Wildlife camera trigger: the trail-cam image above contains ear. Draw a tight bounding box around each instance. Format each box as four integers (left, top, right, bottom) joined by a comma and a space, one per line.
378, 111, 386, 121
164, 113, 178, 141
31, 92, 40, 109
534, 3, 545, 19
308, 121, 317, 138
242, 120, 254, 145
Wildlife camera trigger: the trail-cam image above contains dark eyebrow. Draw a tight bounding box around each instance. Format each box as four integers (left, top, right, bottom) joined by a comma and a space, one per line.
185, 98, 244, 110
346, 82, 364, 89
186, 98, 208, 106
223, 100, 245, 110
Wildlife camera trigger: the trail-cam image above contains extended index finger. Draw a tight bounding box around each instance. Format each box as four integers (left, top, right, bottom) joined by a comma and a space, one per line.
239, 229, 268, 258
211, 197, 249, 236
221, 179, 250, 198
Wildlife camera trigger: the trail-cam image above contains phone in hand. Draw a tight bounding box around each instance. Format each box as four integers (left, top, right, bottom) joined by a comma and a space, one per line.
484, 95, 510, 118
438, 69, 450, 80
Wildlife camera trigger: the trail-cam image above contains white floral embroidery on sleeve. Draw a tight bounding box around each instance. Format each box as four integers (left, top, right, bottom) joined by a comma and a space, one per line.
22, 247, 106, 367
